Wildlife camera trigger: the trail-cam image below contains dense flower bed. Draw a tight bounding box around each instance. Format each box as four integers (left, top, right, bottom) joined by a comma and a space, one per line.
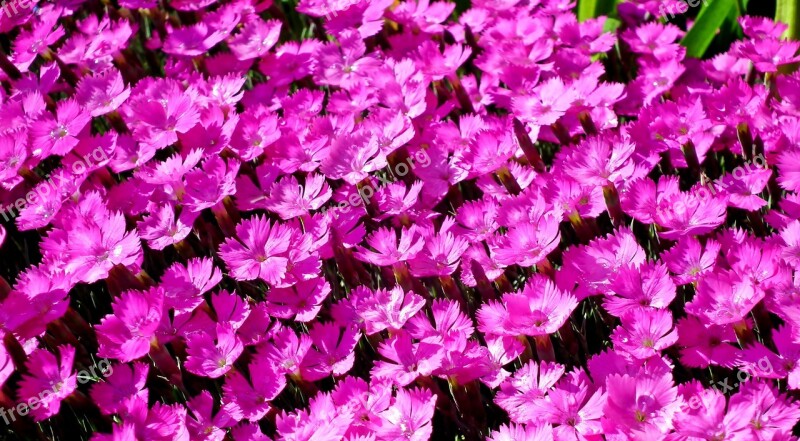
1, 0, 800, 439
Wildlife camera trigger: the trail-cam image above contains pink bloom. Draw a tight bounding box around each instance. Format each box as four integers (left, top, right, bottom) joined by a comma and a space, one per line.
185, 324, 244, 379
61, 205, 142, 284
228, 18, 282, 60
676, 316, 741, 369
219, 215, 292, 284
96, 288, 164, 362
686, 270, 763, 325
372, 333, 444, 387
354, 226, 424, 267
602, 370, 680, 436
222, 356, 287, 421
183, 156, 239, 213
75, 67, 131, 116
374, 388, 437, 441
349, 286, 426, 335
611, 309, 678, 360
604, 262, 676, 318
300, 322, 360, 381
478, 275, 578, 337
91, 362, 148, 416
160, 258, 222, 313
661, 236, 720, 285
29, 98, 90, 158
491, 217, 561, 268
137, 204, 195, 250
186, 391, 237, 441
265, 277, 331, 322
17, 346, 77, 421
495, 360, 564, 424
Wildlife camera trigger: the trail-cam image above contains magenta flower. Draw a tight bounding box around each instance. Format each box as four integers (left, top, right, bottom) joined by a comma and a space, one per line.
372, 333, 444, 386
661, 236, 720, 285
160, 258, 222, 313
676, 316, 741, 369
602, 370, 680, 436
354, 226, 424, 267
29, 98, 90, 158
75, 68, 131, 116
96, 288, 164, 362
374, 388, 437, 441
611, 309, 678, 360
478, 275, 577, 337
222, 356, 287, 421
495, 360, 564, 424
266, 277, 331, 322
91, 362, 148, 416
300, 322, 360, 381
604, 262, 676, 318
137, 204, 194, 251
186, 391, 237, 441
219, 215, 292, 284
17, 346, 77, 421
185, 323, 244, 379
347, 286, 426, 335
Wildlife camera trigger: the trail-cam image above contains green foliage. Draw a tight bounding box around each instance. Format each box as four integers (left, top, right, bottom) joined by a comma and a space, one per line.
577, 0, 618, 21
680, 0, 737, 58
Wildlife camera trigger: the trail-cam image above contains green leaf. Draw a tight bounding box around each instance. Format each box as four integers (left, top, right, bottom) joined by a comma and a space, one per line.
603, 17, 622, 33
776, 0, 800, 40
680, 0, 736, 58
577, 0, 617, 22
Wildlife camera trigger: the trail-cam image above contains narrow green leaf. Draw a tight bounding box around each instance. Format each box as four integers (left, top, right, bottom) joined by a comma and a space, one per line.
577, 0, 617, 22
776, 0, 800, 40
680, 0, 736, 58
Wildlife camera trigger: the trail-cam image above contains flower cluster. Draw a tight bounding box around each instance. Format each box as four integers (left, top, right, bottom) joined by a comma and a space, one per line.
0, 0, 800, 440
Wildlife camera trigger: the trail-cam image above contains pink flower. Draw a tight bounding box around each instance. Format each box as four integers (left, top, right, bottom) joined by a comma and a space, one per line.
611, 309, 678, 360
265, 277, 331, 322
374, 388, 437, 441
372, 333, 444, 386
17, 346, 77, 421
75, 67, 131, 116
60, 204, 142, 284
29, 98, 90, 158
661, 236, 720, 285
91, 362, 148, 416
219, 215, 292, 284
686, 270, 763, 325
491, 217, 561, 268
228, 18, 282, 60
602, 370, 679, 436
222, 356, 286, 421
478, 275, 577, 337
300, 322, 360, 381
96, 288, 164, 362
495, 360, 564, 424
604, 262, 676, 318
348, 286, 426, 335
160, 258, 222, 313
186, 391, 237, 441
676, 316, 741, 369
137, 204, 195, 250
185, 323, 244, 378
354, 226, 424, 267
